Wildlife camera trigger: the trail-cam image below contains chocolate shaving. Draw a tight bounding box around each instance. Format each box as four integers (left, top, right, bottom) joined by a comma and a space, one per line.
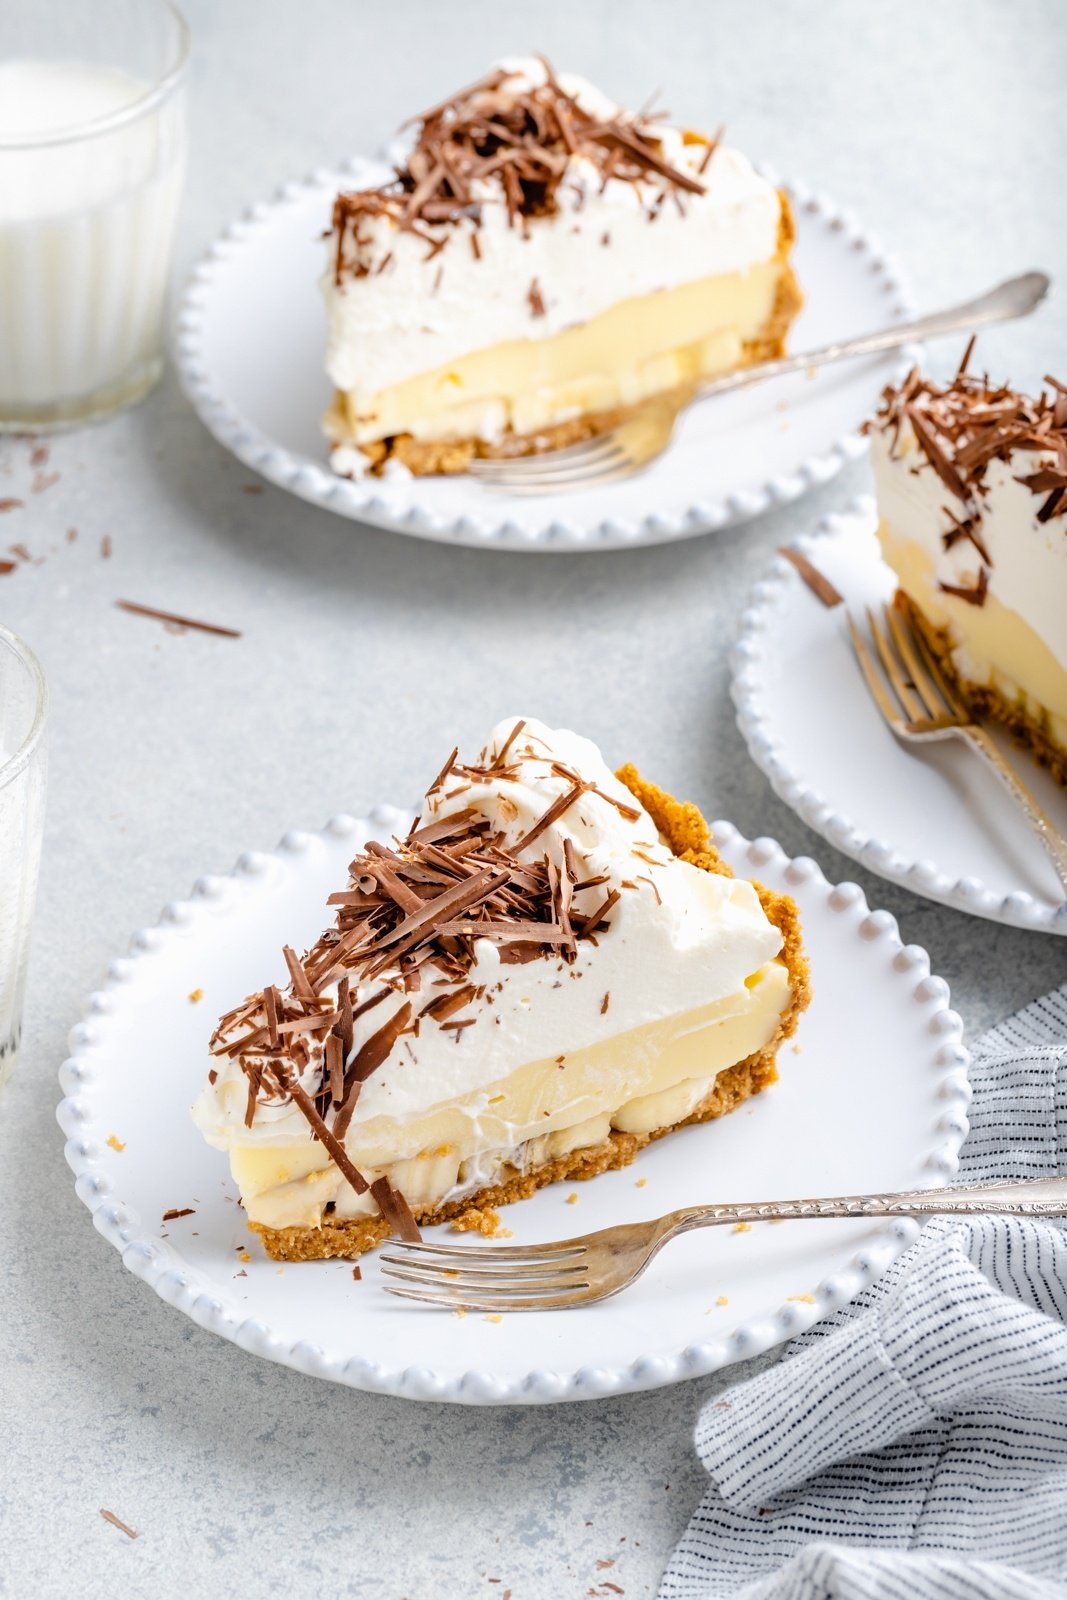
777, 546, 843, 607
325, 1033, 344, 1105
348, 1001, 414, 1082
906, 407, 968, 501
162, 1207, 195, 1221
99, 1510, 139, 1540
941, 505, 992, 566
271, 1064, 369, 1195
371, 1175, 422, 1241
264, 984, 281, 1048
421, 984, 478, 1022
528, 277, 547, 317
575, 887, 621, 934
696, 125, 723, 175
115, 599, 241, 638
515, 780, 587, 850
283, 945, 316, 1002
331, 1075, 362, 1143
939, 566, 989, 607
493, 719, 527, 765
425, 745, 459, 797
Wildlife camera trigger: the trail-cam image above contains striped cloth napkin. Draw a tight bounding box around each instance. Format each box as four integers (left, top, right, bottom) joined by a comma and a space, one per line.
660, 984, 1067, 1600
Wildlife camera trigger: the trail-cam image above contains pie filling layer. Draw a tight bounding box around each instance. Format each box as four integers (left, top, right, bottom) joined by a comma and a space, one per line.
231, 958, 789, 1230
329, 261, 790, 448
878, 518, 1067, 751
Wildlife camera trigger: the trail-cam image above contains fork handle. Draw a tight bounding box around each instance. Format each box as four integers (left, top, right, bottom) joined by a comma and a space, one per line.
956, 725, 1067, 894
695, 271, 1050, 400
668, 1175, 1067, 1233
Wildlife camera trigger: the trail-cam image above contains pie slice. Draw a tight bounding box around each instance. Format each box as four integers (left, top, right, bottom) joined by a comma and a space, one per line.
193, 720, 810, 1260
323, 56, 802, 479
868, 353, 1067, 787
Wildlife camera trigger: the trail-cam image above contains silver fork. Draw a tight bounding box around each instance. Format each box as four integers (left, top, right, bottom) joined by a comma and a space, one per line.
850, 599, 1067, 894
467, 271, 1049, 494
379, 1176, 1067, 1311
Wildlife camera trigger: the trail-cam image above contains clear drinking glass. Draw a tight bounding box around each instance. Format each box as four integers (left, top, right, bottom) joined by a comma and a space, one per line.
0, 0, 189, 430
0, 626, 47, 1093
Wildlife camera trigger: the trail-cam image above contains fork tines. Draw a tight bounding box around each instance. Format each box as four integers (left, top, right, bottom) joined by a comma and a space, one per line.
849, 597, 971, 732
468, 437, 629, 493
379, 1238, 589, 1311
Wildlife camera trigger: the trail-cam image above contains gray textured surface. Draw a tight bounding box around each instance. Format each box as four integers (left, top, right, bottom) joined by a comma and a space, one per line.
2, 3, 1066, 1596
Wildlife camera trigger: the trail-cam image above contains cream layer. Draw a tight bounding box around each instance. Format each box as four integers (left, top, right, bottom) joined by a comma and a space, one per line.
878, 519, 1067, 751
233, 958, 789, 1229
329, 261, 784, 448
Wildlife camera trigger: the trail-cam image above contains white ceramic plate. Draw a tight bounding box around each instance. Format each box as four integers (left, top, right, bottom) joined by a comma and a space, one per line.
58, 809, 969, 1405
732, 500, 1067, 934
174, 157, 915, 552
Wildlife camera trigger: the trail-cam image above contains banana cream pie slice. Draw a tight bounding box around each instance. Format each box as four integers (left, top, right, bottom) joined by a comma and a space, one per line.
193, 720, 809, 1260
869, 352, 1067, 786
324, 57, 801, 478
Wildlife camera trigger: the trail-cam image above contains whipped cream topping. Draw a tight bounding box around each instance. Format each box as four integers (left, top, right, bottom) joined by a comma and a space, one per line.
193, 719, 783, 1157
322, 57, 782, 403
870, 420, 1067, 675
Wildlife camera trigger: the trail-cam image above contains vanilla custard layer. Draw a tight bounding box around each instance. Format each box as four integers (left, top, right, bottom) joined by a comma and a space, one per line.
879, 519, 1067, 750
334, 261, 786, 447
234, 959, 789, 1229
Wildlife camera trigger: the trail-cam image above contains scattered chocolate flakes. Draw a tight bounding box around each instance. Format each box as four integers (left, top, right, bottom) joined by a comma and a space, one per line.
115, 600, 242, 638
30, 442, 48, 468
870, 360, 1067, 523
0, 559, 16, 576
101, 534, 112, 559
99, 1509, 139, 1540
528, 277, 547, 318
600, 992, 610, 1014
777, 546, 843, 608
352, 1263, 362, 1281
331, 60, 712, 282
66, 526, 78, 542
241, 483, 264, 495
9, 542, 31, 562
370, 1174, 422, 1242
161, 1207, 195, 1221
0, 499, 23, 513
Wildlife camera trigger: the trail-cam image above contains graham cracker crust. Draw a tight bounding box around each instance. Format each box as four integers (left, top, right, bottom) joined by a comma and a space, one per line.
326, 193, 803, 479
250, 768, 811, 1262
901, 592, 1067, 791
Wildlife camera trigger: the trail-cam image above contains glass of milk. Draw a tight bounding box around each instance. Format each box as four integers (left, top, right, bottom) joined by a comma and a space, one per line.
0, 0, 189, 429
0, 626, 47, 1096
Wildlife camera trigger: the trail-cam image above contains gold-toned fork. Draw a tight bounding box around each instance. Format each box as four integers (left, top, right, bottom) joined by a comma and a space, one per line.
467, 271, 1049, 494
849, 600, 1067, 894
379, 1176, 1067, 1312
